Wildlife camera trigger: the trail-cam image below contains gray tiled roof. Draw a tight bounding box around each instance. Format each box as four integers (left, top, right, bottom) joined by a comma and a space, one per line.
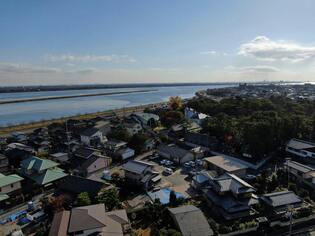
122, 160, 154, 174
287, 138, 315, 150
262, 191, 302, 207
169, 205, 213, 236
286, 160, 314, 174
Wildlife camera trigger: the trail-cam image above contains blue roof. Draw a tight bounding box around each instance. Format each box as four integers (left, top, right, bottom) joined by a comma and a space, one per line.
147, 188, 185, 205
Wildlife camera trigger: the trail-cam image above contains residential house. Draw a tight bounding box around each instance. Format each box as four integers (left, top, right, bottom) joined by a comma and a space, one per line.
184, 107, 208, 125
73, 154, 112, 178
185, 132, 217, 149
122, 160, 158, 189
169, 205, 213, 236
20, 156, 67, 186
80, 127, 107, 147
143, 138, 156, 151
130, 112, 159, 128
0, 173, 24, 203
104, 139, 135, 160
49, 204, 130, 236
204, 155, 250, 178
73, 147, 98, 160
285, 160, 315, 189
157, 144, 194, 165
0, 153, 9, 173
261, 191, 303, 216
123, 121, 143, 136
57, 175, 110, 199
286, 138, 315, 162
168, 122, 201, 139
50, 152, 69, 164
203, 173, 259, 220
191, 171, 217, 190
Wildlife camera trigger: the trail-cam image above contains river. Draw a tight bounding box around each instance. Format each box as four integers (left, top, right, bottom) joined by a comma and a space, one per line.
0, 85, 232, 127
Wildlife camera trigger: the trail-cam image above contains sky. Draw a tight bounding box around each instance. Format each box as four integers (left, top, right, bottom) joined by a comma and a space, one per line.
1, 0, 315, 85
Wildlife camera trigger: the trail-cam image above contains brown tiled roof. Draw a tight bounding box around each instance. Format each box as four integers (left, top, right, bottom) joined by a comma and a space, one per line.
49, 210, 70, 236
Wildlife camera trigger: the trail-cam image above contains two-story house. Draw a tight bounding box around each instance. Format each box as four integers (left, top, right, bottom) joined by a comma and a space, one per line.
0, 173, 24, 204
20, 156, 67, 187
285, 160, 315, 189
122, 160, 158, 189
104, 139, 135, 160
286, 138, 315, 162
203, 173, 259, 220
49, 204, 130, 236
157, 144, 195, 165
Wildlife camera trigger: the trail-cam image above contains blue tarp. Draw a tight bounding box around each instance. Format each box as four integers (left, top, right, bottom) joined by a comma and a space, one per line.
147, 188, 185, 205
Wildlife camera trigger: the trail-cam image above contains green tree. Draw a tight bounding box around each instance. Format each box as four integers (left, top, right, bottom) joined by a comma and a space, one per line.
76, 192, 91, 206
97, 188, 121, 211
128, 133, 149, 154
169, 190, 177, 207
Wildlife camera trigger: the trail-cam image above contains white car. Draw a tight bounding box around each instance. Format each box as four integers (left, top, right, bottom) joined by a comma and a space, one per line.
165, 160, 174, 166
160, 159, 167, 165
196, 160, 203, 166
163, 168, 173, 175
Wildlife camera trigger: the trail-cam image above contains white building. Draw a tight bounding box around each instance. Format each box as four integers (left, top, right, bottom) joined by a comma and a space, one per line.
286, 138, 315, 161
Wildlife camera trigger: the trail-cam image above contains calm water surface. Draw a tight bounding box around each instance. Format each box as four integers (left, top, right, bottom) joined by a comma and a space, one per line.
0, 85, 230, 127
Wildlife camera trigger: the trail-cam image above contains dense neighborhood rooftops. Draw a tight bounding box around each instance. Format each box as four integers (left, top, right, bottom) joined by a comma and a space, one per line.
122, 160, 154, 174
169, 205, 213, 236
21, 156, 59, 172
0, 173, 23, 188
285, 160, 315, 174
204, 155, 249, 172
261, 191, 302, 208
287, 138, 315, 150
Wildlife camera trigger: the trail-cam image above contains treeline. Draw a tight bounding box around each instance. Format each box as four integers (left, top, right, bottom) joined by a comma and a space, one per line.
187, 96, 315, 159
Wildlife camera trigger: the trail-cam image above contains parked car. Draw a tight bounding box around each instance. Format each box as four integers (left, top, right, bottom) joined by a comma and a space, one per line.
165, 160, 174, 166
160, 159, 167, 165
183, 162, 192, 169
196, 159, 203, 166
163, 168, 173, 175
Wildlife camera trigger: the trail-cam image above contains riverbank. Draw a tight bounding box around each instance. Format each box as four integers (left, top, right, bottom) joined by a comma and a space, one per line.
0, 101, 166, 136
0, 89, 156, 105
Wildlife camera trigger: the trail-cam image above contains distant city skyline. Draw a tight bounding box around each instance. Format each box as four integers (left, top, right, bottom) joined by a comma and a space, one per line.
1, 0, 315, 85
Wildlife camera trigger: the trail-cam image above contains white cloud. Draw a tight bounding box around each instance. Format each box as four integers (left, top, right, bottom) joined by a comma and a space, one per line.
200, 50, 227, 56
239, 36, 315, 63
225, 65, 280, 73
200, 50, 217, 55
46, 54, 137, 63
0, 63, 61, 74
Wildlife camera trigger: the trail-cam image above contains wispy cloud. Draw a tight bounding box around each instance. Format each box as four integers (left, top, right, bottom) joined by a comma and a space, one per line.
45, 54, 137, 63
200, 50, 217, 55
225, 65, 280, 73
239, 36, 315, 63
0, 63, 61, 74
200, 50, 227, 56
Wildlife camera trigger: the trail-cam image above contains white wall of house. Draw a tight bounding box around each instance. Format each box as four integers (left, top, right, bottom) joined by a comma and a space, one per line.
0, 181, 21, 194
120, 148, 135, 160
81, 131, 107, 146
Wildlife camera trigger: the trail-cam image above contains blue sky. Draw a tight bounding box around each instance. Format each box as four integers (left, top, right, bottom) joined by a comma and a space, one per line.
1, 0, 315, 85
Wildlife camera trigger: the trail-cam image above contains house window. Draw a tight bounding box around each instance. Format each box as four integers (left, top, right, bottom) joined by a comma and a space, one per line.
11, 184, 14, 188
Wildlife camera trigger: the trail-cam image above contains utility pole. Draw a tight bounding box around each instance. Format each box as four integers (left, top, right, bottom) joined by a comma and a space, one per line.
288, 205, 293, 236
66, 120, 71, 157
